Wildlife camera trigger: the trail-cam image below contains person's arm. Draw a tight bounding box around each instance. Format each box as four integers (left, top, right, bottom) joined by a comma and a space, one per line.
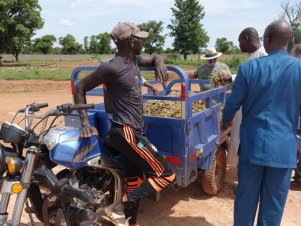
73, 66, 107, 137
144, 80, 159, 95
221, 65, 247, 130
187, 69, 197, 79
219, 65, 233, 83
138, 54, 168, 83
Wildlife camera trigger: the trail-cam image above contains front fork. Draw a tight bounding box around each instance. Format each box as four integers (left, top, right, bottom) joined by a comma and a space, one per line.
0, 193, 10, 222
10, 146, 39, 226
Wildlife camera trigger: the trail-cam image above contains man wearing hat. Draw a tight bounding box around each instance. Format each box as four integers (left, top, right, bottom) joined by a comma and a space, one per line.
191, 47, 232, 90
73, 21, 175, 226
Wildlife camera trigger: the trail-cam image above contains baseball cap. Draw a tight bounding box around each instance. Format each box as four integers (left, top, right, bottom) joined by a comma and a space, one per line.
111, 22, 149, 43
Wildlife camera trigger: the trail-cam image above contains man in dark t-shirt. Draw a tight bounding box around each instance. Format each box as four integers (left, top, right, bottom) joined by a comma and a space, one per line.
73, 21, 175, 226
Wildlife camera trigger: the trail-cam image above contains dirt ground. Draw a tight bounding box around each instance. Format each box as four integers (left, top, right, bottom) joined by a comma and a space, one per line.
0, 79, 301, 226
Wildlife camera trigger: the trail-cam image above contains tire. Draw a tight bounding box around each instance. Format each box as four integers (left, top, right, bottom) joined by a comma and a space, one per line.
201, 148, 227, 195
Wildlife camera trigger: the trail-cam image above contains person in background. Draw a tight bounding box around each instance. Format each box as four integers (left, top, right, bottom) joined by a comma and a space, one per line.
222, 20, 301, 226
239, 27, 268, 59
227, 27, 267, 167
290, 43, 301, 58
189, 47, 232, 90
290, 44, 301, 182
73, 21, 175, 226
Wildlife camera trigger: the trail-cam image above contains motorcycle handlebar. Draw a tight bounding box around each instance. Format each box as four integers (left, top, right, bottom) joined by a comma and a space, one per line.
29, 103, 49, 112
18, 103, 49, 113
57, 103, 95, 113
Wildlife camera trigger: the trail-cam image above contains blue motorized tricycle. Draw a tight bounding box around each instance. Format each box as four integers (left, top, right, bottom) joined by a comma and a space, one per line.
66, 65, 230, 195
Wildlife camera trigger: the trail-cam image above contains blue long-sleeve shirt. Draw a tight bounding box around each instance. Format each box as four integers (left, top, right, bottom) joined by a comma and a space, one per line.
222, 50, 301, 168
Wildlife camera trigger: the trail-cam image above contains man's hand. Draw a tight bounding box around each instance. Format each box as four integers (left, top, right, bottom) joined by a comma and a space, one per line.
154, 61, 168, 83
221, 120, 233, 131
80, 124, 99, 138
187, 70, 197, 79
219, 70, 232, 82
150, 86, 159, 95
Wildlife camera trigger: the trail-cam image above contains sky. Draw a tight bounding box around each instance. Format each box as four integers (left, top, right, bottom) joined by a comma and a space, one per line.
34, 0, 296, 49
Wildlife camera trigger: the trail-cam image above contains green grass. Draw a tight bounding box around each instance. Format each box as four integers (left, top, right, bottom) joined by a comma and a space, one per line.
0, 66, 72, 80
0, 65, 92, 80
0, 54, 248, 80
164, 55, 248, 74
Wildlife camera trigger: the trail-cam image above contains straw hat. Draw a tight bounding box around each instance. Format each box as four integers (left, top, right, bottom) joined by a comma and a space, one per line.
200, 48, 222, 60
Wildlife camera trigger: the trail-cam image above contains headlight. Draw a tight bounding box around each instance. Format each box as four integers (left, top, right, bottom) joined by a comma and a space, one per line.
7, 157, 23, 175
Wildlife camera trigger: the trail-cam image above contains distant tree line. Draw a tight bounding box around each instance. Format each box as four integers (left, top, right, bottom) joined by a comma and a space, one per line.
1, 0, 299, 62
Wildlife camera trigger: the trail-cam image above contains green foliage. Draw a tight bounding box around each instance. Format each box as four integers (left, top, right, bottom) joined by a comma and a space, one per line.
288, 22, 301, 51
20, 41, 34, 54
168, 0, 209, 60
84, 33, 112, 54
215, 37, 235, 54
0, 0, 44, 61
164, 57, 200, 68
279, 1, 301, 51
33, 35, 57, 54
138, 21, 165, 54
164, 48, 177, 54
52, 47, 62, 54
96, 33, 112, 54
229, 45, 241, 54
59, 34, 83, 54
84, 36, 89, 53
222, 56, 248, 73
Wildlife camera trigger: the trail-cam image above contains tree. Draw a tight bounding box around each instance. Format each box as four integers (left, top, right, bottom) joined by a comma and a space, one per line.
86, 33, 112, 54
215, 37, 235, 54
279, 0, 301, 48
84, 36, 89, 53
138, 21, 165, 54
96, 33, 111, 54
0, 0, 44, 61
33, 35, 57, 54
59, 34, 82, 54
89, 35, 98, 54
168, 0, 209, 60
21, 40, 34, 54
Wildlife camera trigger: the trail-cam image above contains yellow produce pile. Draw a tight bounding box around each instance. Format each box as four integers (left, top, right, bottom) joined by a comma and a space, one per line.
143, 91, 206, 119
210, 70, 229, 88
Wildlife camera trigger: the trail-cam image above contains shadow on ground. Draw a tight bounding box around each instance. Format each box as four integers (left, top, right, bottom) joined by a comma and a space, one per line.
138, 168, 237, 226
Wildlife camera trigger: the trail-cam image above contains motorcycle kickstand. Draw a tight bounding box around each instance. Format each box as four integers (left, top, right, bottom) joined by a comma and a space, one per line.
25, 200, 35, 226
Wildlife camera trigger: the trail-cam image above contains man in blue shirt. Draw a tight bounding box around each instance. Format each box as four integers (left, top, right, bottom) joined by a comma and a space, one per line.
222, 20, 301, 226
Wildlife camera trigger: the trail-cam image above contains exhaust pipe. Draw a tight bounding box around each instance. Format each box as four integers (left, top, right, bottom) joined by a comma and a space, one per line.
88, 156, 124, 170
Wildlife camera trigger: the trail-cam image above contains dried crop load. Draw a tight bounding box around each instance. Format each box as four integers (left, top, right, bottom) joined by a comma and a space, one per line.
143, 91, 206, 119
210, 70, 229, 88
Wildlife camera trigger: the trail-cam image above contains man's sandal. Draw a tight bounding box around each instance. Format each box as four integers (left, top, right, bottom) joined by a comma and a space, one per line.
103, 201, 130, 226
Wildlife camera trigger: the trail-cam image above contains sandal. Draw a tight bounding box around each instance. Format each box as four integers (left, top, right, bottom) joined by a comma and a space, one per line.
103, 201, 130, 226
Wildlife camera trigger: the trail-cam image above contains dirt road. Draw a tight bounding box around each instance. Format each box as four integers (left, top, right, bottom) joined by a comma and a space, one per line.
0, 79, 300, 226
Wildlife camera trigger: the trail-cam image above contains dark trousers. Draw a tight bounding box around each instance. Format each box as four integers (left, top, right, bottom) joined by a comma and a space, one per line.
109, 123, 175, 224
